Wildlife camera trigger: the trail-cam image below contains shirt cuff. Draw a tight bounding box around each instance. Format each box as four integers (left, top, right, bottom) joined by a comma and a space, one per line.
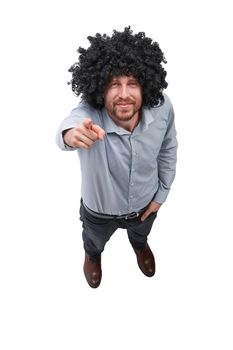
56, 131, 77, 151
152, 188, 170, 204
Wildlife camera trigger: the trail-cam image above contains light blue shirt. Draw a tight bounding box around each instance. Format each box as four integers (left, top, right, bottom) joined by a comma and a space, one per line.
56, 94, 178, 215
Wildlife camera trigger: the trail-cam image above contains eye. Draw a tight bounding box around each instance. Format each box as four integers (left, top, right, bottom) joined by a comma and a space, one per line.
110, 81, 119, 88
129, 81, 138, 87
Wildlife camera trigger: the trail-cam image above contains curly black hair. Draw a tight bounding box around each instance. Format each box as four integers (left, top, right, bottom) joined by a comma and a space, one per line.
68, 27, 168, 108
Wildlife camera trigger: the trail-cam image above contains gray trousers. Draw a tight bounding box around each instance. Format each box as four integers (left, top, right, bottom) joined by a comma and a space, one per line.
79, 201, 157, 258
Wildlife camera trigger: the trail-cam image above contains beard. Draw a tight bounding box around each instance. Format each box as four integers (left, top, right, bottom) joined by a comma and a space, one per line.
110, 101, 140, 121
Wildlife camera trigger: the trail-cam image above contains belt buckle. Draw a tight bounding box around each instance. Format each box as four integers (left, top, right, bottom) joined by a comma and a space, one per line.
125, 212, 139, 220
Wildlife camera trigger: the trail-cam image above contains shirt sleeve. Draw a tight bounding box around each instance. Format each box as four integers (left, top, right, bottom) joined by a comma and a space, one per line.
153, 105, 178, 203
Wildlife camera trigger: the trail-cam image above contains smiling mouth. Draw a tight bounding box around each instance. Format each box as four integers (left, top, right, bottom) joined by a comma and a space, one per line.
116, 103, 133, 107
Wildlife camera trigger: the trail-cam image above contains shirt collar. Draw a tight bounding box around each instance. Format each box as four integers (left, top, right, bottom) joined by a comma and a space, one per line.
141, 108, 154, 126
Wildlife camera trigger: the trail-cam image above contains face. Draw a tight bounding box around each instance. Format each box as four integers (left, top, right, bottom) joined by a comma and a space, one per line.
103, 75, 143, 125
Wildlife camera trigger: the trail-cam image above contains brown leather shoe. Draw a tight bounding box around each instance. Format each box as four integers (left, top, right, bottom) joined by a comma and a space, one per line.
83, 254, 102, 288
133, 243, 156, 277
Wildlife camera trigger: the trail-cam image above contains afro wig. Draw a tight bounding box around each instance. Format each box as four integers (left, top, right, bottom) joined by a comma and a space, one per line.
68, 26, 168, 108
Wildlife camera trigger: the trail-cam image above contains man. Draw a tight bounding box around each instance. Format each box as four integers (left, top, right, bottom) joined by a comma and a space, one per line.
56, 27, 178, 288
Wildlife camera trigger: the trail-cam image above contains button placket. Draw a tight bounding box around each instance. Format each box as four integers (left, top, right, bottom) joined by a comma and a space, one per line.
128, 138, 138, 210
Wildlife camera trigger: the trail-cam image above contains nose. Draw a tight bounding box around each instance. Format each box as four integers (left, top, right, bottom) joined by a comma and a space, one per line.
118, 84, 129, 99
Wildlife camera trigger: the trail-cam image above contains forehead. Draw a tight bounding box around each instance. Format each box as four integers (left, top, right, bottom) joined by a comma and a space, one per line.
109, 75, 138, 82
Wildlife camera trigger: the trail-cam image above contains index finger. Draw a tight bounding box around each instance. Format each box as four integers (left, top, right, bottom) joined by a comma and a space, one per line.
91, 124, 105, 140
83, 118, 93, 129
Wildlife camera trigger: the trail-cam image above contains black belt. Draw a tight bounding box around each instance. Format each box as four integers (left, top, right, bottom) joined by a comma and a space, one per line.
83, 203, 146, 220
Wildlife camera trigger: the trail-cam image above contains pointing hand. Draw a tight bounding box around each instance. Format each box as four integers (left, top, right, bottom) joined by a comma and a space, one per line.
63, 118, 105, 149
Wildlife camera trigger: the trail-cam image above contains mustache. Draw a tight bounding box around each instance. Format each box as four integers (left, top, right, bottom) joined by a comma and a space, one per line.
114, 99, 134, 105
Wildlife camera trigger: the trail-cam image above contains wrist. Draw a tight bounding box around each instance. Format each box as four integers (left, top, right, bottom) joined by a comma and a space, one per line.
62, 129, 73, 147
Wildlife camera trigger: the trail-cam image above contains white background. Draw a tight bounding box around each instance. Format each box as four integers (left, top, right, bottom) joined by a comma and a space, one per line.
1, 0, 233, 349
